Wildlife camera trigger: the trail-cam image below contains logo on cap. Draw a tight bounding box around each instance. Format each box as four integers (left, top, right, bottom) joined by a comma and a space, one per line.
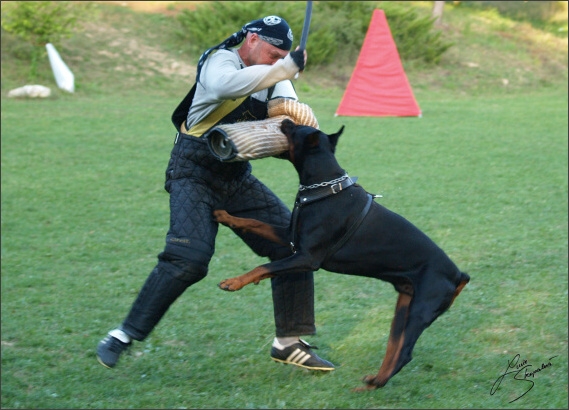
263, 16, 282, 26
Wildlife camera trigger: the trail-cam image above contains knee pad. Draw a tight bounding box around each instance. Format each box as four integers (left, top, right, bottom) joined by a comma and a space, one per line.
159, 259, 208, 284
157, 242, 210, 284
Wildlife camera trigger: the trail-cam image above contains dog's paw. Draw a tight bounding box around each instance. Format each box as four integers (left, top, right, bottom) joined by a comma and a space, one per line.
218, 278, 243, 292
353, 384, 378, 392
213, 210, 244, 230
358, 374, 386, 390
213, 210, 231, 225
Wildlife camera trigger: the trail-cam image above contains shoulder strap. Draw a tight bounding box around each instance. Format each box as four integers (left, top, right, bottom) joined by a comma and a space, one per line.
267, 85, 276, 100
174, 82, 274, 136
171, 83, 197, 132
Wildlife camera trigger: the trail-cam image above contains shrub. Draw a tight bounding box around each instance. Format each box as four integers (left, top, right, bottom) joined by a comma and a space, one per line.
379, 2, 453, 64
175, 1, 267, 55
456, 1, 566, 21
454, 0, 568, 35
0, 1, 91, 47
176, 1, 452, 67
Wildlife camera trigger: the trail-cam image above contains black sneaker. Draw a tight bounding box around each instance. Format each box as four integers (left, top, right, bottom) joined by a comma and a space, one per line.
97, 334, 131, 368
270, 339, 335, 371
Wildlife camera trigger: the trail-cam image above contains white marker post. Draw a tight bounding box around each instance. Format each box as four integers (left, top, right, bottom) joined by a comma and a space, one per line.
46, 43, 75, 93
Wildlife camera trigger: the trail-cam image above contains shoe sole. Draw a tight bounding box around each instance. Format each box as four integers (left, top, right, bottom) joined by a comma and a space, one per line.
271, 357, 335, 371
97, 355, 115, 369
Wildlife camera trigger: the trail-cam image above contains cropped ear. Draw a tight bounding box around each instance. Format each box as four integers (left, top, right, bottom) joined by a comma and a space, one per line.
328, 125, 344, 150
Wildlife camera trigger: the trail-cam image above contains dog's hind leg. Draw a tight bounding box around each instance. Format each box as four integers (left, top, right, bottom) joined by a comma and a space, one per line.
385, 274, 469, 384
358, 271, 470, 390
356, 291, 413, 390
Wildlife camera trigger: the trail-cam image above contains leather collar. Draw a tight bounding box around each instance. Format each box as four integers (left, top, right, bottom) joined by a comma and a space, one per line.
297, 176, 358, 206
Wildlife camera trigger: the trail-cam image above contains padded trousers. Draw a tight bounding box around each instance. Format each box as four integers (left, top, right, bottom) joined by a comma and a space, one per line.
121, 133, 316, 340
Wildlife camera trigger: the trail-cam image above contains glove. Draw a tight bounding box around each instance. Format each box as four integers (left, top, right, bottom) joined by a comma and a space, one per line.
289, 49, 305, 71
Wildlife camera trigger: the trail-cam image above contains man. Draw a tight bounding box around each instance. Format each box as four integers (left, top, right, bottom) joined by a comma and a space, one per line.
97, 16, 335, 372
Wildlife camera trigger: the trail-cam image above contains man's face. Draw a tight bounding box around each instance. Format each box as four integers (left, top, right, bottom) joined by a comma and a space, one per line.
248, 34, 289, 65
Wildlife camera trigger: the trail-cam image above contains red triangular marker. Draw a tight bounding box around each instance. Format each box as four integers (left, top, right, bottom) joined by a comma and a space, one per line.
335, 9, 421, 117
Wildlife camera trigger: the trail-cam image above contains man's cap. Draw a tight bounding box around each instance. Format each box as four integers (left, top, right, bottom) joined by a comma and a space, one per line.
244, 16, 293, 51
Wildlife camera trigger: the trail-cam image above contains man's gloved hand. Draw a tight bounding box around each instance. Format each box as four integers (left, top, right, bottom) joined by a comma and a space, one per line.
290, 49, 305, 71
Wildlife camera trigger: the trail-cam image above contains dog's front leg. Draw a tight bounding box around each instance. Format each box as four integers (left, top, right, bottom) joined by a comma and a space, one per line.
213, 210, 288, 246
218, 266, 276, 291
218, 253, 319, 292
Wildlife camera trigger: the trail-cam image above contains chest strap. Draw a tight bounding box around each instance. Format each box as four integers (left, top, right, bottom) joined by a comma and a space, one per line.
323, 194, 373, 259
290, 177, 375, 255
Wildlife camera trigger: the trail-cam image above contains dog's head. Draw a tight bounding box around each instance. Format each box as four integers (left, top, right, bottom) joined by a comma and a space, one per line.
280, 119, 345, 169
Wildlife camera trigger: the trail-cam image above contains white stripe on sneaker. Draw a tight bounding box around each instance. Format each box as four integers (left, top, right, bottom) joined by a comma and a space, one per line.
286, 348, 311, 365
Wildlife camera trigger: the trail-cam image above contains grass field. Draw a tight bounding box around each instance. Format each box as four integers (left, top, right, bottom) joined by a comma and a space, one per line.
1, 1, 568, 409
2, 87, 567, 409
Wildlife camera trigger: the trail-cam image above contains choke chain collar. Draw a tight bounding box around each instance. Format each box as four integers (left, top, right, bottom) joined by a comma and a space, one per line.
298, 173, 350, 191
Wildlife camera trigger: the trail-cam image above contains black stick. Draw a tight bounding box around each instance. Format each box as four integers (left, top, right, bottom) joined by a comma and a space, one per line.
299, 1, 313, 50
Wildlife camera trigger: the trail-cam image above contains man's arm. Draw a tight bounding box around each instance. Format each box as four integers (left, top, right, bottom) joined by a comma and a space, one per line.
204, 50, 300, 100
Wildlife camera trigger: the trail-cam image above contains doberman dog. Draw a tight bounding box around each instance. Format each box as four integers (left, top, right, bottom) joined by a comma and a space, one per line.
213, 119, 470, 390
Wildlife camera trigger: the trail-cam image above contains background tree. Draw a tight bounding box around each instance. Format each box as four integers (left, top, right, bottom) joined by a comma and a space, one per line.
432, 1, 445, 26
1, 1, 91, 80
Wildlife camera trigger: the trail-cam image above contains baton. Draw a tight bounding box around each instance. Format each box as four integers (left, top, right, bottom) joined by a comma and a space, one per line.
299, 1, 313, 50
294, 1, 313, 79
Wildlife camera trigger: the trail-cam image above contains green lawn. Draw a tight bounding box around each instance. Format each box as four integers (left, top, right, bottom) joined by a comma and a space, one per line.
1, 87, 567, 408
